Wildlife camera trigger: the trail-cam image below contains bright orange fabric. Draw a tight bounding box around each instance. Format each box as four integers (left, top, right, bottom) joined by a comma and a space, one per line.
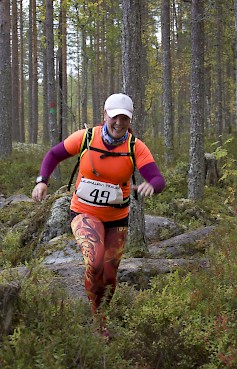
64, 126, 155, 222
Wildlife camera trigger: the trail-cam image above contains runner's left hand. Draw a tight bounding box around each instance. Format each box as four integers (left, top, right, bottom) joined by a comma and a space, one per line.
134, 182, 154, 197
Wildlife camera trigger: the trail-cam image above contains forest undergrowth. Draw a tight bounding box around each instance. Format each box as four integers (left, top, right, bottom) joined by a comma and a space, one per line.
0, 134, 237, 369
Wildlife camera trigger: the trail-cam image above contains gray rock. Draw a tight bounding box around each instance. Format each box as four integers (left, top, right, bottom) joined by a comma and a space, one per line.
39, 196, 71, 243
1, 194, 33, 208
0, 193, 215, 308
43, 235, 84, 265
44, 256, 210, 298
118, 257, 209, 287
145, 214, 185, 242
0, 195, 6, 209
149, 226, 215, 257
37, 198, 185, 246
46, 261, 86, 300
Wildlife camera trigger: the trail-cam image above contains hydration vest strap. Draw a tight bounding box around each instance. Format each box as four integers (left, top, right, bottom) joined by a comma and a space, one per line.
67, 127, 138, 200
67, 128, 93, 191
67, 156, 80, 191
89, 146, 133, 159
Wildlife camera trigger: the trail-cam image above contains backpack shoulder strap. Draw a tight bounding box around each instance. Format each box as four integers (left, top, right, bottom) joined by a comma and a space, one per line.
80, 127, 93, 157
67, 127, 93, 191
67, 129, 138, 199
129, 134, 138, 200
129, 134, 136, 169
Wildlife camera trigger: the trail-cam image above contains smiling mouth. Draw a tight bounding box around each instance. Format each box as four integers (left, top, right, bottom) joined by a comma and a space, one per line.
113, 126, 124, 133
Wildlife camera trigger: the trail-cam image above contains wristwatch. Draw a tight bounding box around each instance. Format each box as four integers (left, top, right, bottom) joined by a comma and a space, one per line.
35, 176, 48, 185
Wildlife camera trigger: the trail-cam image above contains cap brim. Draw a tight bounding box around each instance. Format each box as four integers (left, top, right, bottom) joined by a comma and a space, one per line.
106, 109, 132, 119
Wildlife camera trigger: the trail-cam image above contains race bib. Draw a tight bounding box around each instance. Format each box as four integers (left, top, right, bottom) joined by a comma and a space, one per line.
76, 178, 123, 207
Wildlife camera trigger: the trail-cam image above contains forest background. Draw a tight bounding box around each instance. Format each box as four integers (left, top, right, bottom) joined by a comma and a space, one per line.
1, 0, 237, 368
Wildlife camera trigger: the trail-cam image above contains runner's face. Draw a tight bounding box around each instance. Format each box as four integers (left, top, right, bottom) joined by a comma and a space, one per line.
104, 111, 131, 139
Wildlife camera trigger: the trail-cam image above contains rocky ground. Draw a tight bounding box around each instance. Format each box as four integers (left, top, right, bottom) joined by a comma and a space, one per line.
0, 191, 217, 335
0, 192, 215, 301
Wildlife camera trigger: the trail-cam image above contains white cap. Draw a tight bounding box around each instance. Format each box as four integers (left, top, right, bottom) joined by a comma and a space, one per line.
104, 93, 134, 119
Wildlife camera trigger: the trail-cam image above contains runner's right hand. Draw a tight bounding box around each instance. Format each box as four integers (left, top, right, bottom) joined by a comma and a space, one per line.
32, 183, 48, 202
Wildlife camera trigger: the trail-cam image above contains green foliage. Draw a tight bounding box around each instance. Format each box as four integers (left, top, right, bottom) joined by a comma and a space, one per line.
144, 159, 231, 230
0, 144, 82, 197
145, 159, 188, 215
0, 201, 49, 266
2, 238, 237, 369
207, 136, 237, 211
144, 133, 237, 229
0, 144, 46, 197
123, 273, 212, 369
1, 231, 24, 267
1, 138, 237, 368
0, 229, 35, 268
107, 221, 237, 368
0, 263, 132, 369
0, 202, 34, 226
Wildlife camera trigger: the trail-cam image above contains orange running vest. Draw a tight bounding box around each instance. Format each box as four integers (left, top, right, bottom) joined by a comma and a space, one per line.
64, 126, 154, 222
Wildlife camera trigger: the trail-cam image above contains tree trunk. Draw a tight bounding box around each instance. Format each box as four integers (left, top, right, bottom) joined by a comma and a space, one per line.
0, 0, 12, 158
46, 0, 61, 181
0, 283, 20, 336
225, 60, 233, 134
234, 0, 237, 129
19, 0, 25, 143
122, 0, 148, 255
75, 8, 81, 130
28, 0, 33, 143
46, 0, 58, 146
95, 18, 102, 123
162, 0, 174, 165
42, 15, 49, 143
175, 1, 185, 153
108, 2, 116, 95
32, 0, 38, 143
188, 0, 205, 200
101, 1, 107, 113
90, 33, 97, 126
76, 37, 81, 130
11, 0, 20, 142
204, 153, 220, 186
216, 0, 223, 146
58, 0, 68, 140
81, 1, 88, 127
81, 24, 88, 126
204, 36, 212, 136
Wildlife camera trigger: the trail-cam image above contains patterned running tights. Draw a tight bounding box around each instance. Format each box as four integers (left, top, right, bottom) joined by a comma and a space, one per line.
71, 213, 128, 314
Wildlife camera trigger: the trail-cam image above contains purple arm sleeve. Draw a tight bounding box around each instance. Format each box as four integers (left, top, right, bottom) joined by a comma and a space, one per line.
139, 162, 165, 193
39, 142, 72, 180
